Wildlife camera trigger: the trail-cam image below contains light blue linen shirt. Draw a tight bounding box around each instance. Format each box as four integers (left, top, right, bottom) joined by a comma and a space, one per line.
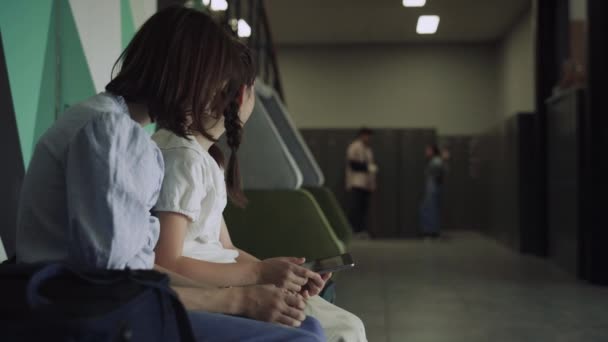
16, 92, 164, 269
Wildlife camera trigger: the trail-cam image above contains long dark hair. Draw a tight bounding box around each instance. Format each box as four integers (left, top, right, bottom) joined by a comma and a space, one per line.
106, 6, 255, 207
430, 144, 441, 157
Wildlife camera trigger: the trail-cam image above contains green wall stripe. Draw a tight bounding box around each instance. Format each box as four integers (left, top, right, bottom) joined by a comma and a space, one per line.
121, 0, 136, 49
34, 7, 58, 145
0, 2, 54, 167
144, 124, 156, 134
60, 0, 96, 113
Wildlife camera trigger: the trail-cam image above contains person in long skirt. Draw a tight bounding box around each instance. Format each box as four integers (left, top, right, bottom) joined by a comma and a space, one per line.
420, 145, 448, 238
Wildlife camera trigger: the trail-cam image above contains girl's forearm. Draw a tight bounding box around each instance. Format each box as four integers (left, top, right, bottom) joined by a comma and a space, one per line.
154, 264, 214, 288
236, 249, 260, 263
158, 256, 261, 287
172, 285, 245, 315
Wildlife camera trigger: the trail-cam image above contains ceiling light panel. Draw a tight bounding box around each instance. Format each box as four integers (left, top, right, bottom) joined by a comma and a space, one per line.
237, 19, 252, 38
210, 0, 228, 11
416, 15, 440, 34
403, 0, 426, 7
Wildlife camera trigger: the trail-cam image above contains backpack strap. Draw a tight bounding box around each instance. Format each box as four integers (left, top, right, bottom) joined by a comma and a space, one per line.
26, 263, 196, 342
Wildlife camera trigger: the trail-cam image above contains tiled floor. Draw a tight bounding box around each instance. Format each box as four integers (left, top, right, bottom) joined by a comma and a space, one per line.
335, 231, 608, 342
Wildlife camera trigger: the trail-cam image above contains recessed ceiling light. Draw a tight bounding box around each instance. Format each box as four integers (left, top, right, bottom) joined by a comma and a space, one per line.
237, 19, 252, 38
210, 0, 228, 11
417, 15, 440, 34
202, 0, 210, 6
403, 0, 426, 7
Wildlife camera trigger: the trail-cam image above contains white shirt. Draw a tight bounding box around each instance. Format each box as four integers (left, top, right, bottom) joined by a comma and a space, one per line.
17, 93, 164, 270
152, 129, 239, 264
345, 139, 377, 191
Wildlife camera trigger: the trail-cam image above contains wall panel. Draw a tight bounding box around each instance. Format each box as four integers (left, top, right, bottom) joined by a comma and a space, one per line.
546, 89, 584, 276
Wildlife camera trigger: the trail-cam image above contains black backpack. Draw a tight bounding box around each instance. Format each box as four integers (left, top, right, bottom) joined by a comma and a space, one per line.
0, 262, 196, 342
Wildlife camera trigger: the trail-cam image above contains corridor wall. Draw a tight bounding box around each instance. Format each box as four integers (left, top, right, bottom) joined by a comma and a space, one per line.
475, 113, 541, 254
546, 89, 585, 277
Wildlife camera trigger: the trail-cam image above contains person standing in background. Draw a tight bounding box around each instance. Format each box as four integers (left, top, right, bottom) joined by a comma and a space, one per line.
420, 145, 448, 238
345, 128, 378, 238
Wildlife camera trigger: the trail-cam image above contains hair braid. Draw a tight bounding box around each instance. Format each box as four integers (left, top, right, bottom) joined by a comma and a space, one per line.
223, 96, 247, 207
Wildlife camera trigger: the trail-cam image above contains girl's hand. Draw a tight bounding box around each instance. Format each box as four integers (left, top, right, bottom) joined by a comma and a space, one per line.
301, 272, 332, 298
257, 257, 324, 293
237, 285, 307, 327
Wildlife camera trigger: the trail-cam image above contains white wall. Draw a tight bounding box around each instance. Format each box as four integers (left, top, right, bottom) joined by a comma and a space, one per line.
278, 44, 498, 135
69, 0, 122, 92
497, 9, 535, 118
69, 0, 156, 92
278, 8, 536, 133
130, 0, 157, 27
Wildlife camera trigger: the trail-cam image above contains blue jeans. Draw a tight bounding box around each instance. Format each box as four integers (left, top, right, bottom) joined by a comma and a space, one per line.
188, 311, 325, 341
420, 180, 442, 234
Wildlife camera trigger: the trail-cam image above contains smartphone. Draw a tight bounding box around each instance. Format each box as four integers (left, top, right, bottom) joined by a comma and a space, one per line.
302, 253, 355, 274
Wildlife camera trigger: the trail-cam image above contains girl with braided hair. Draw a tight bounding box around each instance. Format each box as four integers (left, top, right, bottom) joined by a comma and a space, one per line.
153, 28, 367, 342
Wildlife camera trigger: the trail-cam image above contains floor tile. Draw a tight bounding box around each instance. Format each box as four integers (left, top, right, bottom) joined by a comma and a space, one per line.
335, 231, 608, 342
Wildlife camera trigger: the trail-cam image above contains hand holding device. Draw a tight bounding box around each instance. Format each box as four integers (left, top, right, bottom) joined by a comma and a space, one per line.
369, 163, 379, 174
258, 257, 323, 293
302, 253, 355, 275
